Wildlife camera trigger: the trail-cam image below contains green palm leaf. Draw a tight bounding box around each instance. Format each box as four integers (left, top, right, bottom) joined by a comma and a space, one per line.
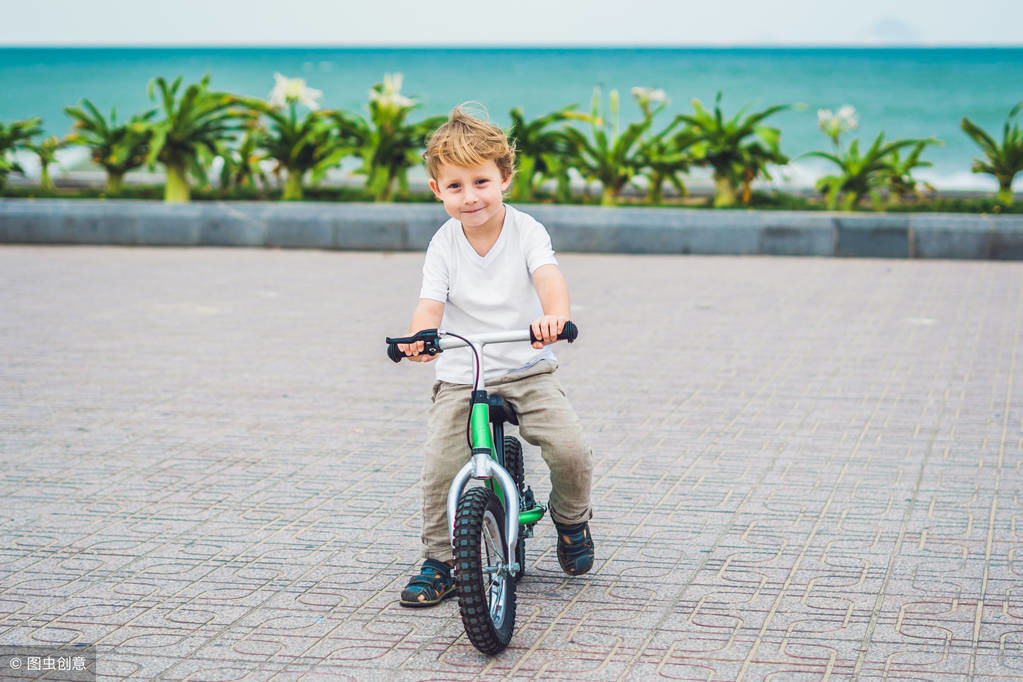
961, 101, 1023, 205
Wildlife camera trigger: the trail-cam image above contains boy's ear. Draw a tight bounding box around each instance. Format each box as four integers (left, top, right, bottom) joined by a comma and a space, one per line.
428, 178, 442, 199
500, 174, 513, 192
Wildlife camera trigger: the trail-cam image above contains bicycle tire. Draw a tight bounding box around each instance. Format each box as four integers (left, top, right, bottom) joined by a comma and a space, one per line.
502, 436, 527, 582
454, 487, 517, 654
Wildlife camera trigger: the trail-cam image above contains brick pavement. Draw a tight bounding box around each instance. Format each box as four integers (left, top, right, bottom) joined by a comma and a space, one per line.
0, 245, 1021, 680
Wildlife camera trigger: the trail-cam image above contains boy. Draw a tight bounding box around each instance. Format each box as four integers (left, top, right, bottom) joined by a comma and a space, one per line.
396, 107, 595, 607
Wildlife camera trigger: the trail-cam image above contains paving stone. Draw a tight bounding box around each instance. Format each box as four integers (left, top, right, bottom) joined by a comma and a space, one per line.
1, 246, 1021, 678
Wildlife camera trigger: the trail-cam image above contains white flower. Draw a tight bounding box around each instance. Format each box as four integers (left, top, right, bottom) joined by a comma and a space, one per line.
369, 72, 415, 111
269, 73, 322, 110
836, 105, 859, 129
631, 86, 667, 107
817, 109, 834, 129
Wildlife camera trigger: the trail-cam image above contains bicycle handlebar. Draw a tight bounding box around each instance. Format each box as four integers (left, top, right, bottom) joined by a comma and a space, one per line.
385, 321, 578, 363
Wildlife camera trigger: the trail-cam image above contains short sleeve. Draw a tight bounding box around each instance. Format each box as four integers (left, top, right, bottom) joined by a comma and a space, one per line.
418, 239, 449, 302
522, 219, 558, 274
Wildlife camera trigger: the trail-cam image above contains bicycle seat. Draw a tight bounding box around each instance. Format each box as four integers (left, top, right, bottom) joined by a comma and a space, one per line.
488, 394, 518, 426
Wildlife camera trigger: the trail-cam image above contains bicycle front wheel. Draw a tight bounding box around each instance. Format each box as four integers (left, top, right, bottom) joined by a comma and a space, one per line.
453, 487, 517, 654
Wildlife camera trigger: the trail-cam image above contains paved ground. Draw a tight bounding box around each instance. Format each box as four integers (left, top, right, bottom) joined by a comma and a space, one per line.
0, 245, 1021, 681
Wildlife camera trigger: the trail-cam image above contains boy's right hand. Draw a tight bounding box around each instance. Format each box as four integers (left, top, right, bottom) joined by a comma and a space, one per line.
398, 339, 437, 362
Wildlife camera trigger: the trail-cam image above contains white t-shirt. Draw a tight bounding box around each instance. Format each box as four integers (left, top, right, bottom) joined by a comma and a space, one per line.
419, 204, 559, 385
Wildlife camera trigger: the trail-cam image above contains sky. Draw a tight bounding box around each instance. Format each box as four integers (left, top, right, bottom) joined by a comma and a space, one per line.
2, 0, 1021, 46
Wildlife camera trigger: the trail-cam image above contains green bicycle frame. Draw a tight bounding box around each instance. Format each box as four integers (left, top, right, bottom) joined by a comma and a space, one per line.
470, 398, 545, 527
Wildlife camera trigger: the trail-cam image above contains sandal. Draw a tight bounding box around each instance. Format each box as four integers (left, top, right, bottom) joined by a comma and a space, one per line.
555, 521, 595, 576
399, 559, 456, 607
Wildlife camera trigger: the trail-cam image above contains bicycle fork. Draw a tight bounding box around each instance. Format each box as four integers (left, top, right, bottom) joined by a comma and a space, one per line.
447, 454, 521, 576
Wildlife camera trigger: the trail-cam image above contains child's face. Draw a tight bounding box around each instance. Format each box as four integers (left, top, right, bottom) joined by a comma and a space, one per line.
429, 160, 512, 232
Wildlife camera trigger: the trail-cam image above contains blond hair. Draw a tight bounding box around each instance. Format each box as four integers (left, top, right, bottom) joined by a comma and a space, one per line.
424, 104, 516, 181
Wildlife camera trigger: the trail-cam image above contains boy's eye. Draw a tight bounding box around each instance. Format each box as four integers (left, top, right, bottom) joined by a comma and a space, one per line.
476, 179, 488, 185
447, 183, 460, 189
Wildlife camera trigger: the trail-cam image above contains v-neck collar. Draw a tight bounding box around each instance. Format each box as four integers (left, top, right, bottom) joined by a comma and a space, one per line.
459, 204, 510, 264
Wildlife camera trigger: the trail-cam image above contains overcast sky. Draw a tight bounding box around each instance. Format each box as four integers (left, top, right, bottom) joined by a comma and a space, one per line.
2, 0, 1020, 46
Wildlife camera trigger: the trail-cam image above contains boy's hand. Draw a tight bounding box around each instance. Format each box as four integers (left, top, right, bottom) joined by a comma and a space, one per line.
531, 315, 568, 349
398, 338, 437, 362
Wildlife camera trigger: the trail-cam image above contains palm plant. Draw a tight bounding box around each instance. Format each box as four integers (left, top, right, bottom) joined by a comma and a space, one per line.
676, 93, 790, 207
29, 136, 70, 191
0, 118, 42, 191
64, 100, 156, 193
630, 87, 696, 204
961, 101, 1023, 206
636, 126, 697, 204
881, 140, 942, 205
507, 105, 585, 202
333, 74, 444, 202
561, 87, 659, 207
216, 119, 272, 193
145, 75, 248, 202
803, 133, 927, 210
245, 73, 352, 200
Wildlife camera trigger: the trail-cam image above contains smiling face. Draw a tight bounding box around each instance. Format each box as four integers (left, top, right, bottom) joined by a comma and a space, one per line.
429, 160, 513, 233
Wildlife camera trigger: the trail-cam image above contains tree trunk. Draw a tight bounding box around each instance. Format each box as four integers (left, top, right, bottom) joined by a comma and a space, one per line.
713, 173, 737, 208
40, 164, 55, 192
741, 168, 755, 205
283, 170, 304, 200
997, 180, 1014, 207
369, 167, 394, 202
646, 172, 664, 205
106, 171, 125, 194
164, 164, 190, 203
600, 184, 617, 207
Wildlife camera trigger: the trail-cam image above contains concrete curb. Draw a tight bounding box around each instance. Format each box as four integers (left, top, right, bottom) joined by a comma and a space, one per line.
2, 199, 1022, 259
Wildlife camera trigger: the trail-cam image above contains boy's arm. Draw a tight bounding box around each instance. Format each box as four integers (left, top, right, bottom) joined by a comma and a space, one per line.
530, 264, 571, 349
399, 298, 445, 362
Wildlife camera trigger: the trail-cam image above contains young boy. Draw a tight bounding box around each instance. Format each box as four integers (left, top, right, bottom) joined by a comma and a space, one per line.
396, 107, 595, 607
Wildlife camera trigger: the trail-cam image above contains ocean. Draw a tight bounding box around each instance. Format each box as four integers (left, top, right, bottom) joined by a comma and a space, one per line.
1, 47, 1021, 191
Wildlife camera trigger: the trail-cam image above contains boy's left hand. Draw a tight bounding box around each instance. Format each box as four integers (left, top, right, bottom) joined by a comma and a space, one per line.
531, 315, 568, 349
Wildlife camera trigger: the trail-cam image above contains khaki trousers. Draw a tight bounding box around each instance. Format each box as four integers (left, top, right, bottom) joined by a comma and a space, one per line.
420, 359, 593, 561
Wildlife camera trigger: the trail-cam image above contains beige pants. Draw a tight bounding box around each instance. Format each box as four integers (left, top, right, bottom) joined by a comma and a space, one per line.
420, 359, 593, 561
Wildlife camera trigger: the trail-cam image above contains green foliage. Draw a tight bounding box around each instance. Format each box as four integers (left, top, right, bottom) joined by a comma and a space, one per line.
236, 74, 355, 200
146, 75, 249, 202
804, 133, 937, 210
675, 93, 791, 207
561, 87, 658, 206
28, 136, 70, 191
0, 118, 43, 190
217, 120, 272, 193
961, 101, 1023, 206
245, 105, 350, 200
6, 181, 1021, 214
333, 74, 444, 202
508, 105, 584, 203
881, 140, 942, 204
6, 75, 1019, 215
64, 99, 155, 193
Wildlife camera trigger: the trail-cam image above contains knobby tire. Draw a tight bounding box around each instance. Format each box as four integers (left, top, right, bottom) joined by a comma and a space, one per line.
454, 487, 517, 654
502, 436, 527, 582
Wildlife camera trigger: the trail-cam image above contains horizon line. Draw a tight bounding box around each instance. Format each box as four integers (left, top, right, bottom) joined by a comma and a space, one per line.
2, 42, 1023, 50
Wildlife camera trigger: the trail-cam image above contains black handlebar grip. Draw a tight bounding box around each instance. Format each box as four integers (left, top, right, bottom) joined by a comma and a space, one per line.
530, 320, 579, 344
387, 344, 404, 363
